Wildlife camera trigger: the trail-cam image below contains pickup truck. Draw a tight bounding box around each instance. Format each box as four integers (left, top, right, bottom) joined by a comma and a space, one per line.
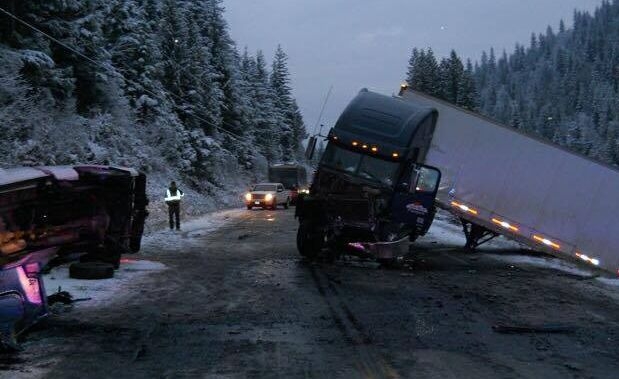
244, 183, 291, 210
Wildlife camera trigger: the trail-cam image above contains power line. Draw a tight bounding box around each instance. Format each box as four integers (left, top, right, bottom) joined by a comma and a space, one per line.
0, 5, 248, 145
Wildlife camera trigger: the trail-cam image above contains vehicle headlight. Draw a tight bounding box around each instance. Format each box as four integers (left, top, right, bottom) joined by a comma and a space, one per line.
300, 189, 310, 194
244, 193, 252, 201
265, 193, 273, 202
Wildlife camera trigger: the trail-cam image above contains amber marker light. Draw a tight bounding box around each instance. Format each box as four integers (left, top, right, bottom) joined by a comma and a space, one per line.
532, 235, 561, 250
371, 146, 378, 153
392, 152, 400, 158
491, 218, 519, 232
450, 201, 478, 215
575, 253, 600, 266
362, 144, 368, 149
352, 141, 359, 147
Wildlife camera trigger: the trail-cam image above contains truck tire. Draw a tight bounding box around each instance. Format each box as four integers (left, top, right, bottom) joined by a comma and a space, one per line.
284, 198, 290, 209
271, 198, 277, 210
247, 205, 253, 210
69, 262, 114, 280
297, 222, 321, 260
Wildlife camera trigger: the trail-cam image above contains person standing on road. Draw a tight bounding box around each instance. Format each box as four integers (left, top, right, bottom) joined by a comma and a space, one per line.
165, 181, 184, 230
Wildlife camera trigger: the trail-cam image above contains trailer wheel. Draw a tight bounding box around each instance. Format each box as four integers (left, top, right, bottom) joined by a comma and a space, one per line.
69, 262, 114, 280
297, 221, 322, 260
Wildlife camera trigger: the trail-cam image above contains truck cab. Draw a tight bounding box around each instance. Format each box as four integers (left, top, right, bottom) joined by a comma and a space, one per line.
296, 89, 441, 260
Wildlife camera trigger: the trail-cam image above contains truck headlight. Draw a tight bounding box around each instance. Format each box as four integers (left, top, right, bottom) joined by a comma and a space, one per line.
265, 193, 273, 202
244, 193, 252, 201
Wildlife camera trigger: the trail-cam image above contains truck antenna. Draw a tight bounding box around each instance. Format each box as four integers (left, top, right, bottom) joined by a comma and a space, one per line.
313, 85, 333, 137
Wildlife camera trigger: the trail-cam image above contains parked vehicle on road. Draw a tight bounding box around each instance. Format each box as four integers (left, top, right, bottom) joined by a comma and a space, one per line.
244, 183, 291, 210
268, 164, 309, 204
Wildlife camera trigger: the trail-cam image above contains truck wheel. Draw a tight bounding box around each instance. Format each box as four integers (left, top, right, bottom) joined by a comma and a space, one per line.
247, 205, 253, 210
297, 222, 321, 260
69, 262, 114, 280
271, 198, 277, 210
284, 198, 290, 209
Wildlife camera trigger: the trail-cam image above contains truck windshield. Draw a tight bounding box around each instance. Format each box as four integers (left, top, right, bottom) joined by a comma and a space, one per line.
321, 144, 399, 187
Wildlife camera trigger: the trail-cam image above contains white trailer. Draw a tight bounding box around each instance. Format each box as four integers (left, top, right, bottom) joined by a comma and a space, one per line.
401, 88, 619, 275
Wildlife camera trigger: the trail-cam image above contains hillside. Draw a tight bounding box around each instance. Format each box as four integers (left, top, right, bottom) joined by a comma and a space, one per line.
0, 0, 306, 223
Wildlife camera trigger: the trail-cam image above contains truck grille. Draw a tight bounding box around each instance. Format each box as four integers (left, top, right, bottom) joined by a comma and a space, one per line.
252, 194, 265, 200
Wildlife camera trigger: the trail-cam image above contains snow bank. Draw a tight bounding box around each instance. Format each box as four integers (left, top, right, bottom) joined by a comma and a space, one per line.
43, 259, 166, 308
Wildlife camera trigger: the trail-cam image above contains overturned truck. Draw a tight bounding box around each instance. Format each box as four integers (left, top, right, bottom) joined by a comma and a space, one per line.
0, 165, 148, 350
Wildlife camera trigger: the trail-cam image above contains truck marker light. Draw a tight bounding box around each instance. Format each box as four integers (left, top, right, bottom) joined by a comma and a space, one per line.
532, 235, 560, 249
362, 144, 368, 149
352, 141, 359, 146
244, 193, 252, 201
392, 152, 400, 158
575, 253, 600, 266
491, 218, 519, 232
450, 201, 478, 215
371, 146, 378, 153
333, 136, 338, 140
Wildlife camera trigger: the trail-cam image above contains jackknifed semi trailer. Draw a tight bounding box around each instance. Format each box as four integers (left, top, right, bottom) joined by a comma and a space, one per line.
400, 86, 619, 275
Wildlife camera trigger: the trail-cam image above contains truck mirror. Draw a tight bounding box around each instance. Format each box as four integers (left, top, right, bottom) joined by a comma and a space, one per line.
306, 136, 317, 160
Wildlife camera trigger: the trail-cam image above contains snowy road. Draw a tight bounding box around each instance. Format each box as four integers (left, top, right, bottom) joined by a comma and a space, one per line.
3, 209, 619, 378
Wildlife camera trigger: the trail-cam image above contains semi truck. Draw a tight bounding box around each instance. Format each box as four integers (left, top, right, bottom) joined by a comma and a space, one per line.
268, 164, 309, 204
295, 89, 442, 262
0, 165, 148, 350
298, 86, 619, 276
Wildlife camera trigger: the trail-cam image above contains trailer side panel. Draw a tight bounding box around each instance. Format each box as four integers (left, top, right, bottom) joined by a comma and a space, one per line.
402, 90, 619, 274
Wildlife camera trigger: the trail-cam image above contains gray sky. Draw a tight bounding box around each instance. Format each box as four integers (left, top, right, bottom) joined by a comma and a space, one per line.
223, 0, 604, 136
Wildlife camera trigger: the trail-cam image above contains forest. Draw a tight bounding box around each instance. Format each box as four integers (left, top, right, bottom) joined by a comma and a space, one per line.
405, 0, 619, 166
0, 0, 306, 203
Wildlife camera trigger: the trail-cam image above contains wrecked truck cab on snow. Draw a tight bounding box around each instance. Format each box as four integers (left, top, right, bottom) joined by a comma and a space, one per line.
0, 165, 148, 350
296, 89, 441, 262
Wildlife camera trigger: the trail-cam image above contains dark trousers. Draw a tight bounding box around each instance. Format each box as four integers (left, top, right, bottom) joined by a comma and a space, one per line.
168, 202, 180, 230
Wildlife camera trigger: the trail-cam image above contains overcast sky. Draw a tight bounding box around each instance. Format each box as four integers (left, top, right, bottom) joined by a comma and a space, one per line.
223, 0, 604, 136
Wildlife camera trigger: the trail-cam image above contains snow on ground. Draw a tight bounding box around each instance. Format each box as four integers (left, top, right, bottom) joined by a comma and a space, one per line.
426, 210, 619, 285
41, 208, 241, 308
43, 259, 166, 308
141, 208, 245, 251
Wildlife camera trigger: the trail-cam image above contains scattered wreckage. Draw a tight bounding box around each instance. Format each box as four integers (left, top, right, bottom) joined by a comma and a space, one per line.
0, 165, 148, 351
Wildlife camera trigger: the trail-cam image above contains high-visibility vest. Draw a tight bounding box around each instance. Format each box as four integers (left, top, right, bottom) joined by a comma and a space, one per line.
165, 188, 184, 202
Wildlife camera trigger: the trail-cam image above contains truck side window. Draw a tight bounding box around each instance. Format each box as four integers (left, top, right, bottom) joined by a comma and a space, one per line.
415, 167, 440, 193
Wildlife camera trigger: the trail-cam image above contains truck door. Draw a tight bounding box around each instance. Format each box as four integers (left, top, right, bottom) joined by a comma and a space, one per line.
391, 165, 441, 231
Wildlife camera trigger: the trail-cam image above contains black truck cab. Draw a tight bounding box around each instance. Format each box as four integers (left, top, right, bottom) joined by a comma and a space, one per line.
296, 89, 441, 260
